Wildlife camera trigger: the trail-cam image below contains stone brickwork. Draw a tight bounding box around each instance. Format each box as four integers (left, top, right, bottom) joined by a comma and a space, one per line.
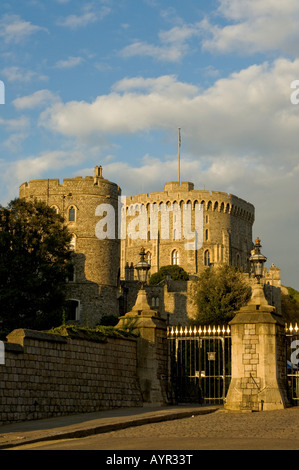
239, 323, 261, 409
121, 180, 255, 279
19, 166, 121, 325
0, 329, 142, 424
225, 284, 288, 412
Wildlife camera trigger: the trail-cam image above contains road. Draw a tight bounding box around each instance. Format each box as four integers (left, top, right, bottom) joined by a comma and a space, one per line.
7, 407, 299, 451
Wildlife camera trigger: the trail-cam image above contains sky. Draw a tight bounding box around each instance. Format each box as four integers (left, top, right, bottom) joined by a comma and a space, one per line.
0, 0, 298, 289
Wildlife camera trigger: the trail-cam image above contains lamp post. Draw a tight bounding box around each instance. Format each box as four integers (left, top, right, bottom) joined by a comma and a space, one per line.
135, 248, 151, 289
249, 237, 267, 284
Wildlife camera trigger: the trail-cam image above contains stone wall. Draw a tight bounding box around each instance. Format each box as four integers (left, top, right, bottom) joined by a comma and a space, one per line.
0, 328, 143, 425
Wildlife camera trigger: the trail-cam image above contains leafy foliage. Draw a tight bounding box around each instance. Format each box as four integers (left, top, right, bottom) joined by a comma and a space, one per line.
48, 324, 138, 341
0, 198, 72, 332
281, 286, 299, 322
148, 265, 189, 285
287, 286, 299, 304
193, 264, 251, 325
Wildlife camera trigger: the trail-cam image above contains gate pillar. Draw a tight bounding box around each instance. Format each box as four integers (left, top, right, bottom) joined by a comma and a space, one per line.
225, 283, 289, 412
115, 289, 169, 407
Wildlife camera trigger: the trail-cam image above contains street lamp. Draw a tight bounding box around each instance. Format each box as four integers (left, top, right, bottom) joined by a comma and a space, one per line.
249, 237, 267, 284
135, 248, 151, 289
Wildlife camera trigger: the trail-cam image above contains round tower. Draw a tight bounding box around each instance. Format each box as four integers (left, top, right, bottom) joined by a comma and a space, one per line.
19, 166, 121, 325
121, 181, 255, 279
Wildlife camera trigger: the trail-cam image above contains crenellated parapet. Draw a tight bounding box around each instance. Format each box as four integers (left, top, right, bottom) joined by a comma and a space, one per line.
121, 181, 255, 279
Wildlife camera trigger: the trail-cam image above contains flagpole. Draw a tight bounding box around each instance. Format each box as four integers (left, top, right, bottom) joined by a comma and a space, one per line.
178, 128, 181, 185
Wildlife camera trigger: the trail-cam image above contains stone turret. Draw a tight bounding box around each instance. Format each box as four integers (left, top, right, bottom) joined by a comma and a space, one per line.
19, 167, 121, 325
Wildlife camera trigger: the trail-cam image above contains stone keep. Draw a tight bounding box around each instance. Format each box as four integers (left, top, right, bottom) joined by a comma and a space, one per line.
19, 166, 121, 325
121, 181, 255, 280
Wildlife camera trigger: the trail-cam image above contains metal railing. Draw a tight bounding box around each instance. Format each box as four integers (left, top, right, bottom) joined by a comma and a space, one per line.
167, 325, 231, 405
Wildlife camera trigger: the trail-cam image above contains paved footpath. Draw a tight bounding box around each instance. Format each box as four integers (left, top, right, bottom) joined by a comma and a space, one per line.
0, 405, 216, 449
1, 405, 299, 450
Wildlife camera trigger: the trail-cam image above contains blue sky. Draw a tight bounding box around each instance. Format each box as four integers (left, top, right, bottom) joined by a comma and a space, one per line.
0, 0, 299, 289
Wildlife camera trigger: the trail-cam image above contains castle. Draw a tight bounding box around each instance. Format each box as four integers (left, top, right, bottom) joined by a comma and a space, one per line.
19, 166, 281, 325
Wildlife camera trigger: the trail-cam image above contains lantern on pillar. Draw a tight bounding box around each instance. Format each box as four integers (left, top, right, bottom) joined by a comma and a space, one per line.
249, 237, 267, 284
135, 248, 150, 289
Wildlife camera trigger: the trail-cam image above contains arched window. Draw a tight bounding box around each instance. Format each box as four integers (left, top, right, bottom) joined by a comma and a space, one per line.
205, 229, 209, 241
146, 251, 152, 265
172, 250, 179, 265
68, 206, 76, 222
204, 249, 210, 266
51, 205, 59, 214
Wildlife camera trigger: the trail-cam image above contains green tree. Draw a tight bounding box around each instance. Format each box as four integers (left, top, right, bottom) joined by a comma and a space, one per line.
193, 264, 251, 325
148, 265, 189, 285
281, 286, 299, 322
0, 198, 72, 332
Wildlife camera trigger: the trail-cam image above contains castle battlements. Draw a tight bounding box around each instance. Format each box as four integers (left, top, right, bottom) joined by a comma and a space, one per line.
124, 182, 255, 224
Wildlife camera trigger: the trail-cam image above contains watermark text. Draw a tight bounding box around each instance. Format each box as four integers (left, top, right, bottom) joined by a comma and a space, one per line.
291, 340, 299, 366
95, 198, 204, 251
0, 81, 4, 104
290, 80, 299, 104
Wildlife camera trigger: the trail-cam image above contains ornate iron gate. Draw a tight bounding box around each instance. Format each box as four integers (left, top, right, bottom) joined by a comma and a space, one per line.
168, 325, 231, 405
286, 323, 299, 406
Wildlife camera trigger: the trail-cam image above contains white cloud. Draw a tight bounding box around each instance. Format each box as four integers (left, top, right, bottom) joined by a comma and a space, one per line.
15, 150, 84, 180
2, 132, 29, 153
2, 66, 47, 83
0, 116, 30, 152
13, 90, 60, 110
0, 116, 30, 132
0, 13, 47, 44
120, 24, 202, 62
57, 11, 98, 29
57, 5, 111, 29
39, 58, 299, 166
112, 75, 199, 97
54, 56, 84, 69
0, 149, 86, 204
201, 0, 299, 56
